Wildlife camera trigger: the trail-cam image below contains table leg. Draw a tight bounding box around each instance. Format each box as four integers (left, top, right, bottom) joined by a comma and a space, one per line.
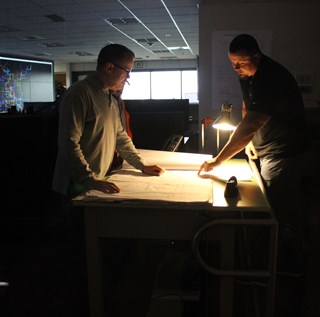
85, 210, 104, 317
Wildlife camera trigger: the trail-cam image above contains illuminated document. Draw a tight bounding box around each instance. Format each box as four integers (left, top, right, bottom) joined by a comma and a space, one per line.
84, 150, 213, 204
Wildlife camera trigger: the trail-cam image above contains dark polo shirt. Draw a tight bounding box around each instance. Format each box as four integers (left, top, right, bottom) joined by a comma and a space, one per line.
240, 55, 311, 159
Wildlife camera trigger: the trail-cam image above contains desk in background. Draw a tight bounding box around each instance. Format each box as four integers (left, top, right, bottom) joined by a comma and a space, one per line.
73, 150, 277, 317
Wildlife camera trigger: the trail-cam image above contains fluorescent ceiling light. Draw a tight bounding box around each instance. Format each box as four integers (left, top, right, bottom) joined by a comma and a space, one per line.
167, 46, 189, 50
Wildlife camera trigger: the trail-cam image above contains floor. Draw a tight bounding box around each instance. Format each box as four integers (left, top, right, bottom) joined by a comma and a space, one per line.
0, 182, 319, 317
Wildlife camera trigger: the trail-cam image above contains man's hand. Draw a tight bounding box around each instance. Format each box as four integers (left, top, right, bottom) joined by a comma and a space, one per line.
88, 165, 164, 194
143, 165, 165, 176
198, 157, 221, 175
92, 180, 120, 193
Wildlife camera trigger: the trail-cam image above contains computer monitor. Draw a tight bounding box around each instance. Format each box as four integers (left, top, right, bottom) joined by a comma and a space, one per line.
0, 54, 55, 113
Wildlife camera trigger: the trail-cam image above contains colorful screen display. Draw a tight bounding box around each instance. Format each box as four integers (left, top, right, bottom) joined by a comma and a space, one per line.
0, 55, 55, 113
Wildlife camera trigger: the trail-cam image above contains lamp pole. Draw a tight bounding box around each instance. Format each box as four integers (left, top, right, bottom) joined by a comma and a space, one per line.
201, 117, 214, 153
201, 120, 205, 153
216, 128, 220, 154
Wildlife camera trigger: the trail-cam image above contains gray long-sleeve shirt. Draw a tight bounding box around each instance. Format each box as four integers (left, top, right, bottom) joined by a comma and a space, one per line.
52, 73, 146, 195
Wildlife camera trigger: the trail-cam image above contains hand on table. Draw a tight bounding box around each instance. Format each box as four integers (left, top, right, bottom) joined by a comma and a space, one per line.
143, 165, 165, 176
198, 157, 221, 175
92, 179, 120, 193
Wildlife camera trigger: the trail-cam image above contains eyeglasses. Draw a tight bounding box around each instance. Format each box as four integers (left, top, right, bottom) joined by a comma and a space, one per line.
112, 63, 131, 75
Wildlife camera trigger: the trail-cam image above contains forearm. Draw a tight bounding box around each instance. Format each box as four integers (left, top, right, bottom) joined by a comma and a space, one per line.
215, 110, 270, 164
198, 110, 270, 174
116, 129, 146, 170
215, 126, 254, 164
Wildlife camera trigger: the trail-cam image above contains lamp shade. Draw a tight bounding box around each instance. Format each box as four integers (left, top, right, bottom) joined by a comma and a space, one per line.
212, 102, 236, 131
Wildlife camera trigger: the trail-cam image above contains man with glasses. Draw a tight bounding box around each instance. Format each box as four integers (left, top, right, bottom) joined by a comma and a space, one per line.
53, 43, 164, 198
52, 44, 164, 316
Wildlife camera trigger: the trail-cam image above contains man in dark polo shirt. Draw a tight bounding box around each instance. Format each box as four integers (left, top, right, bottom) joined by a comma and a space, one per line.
198, 34, 311, 279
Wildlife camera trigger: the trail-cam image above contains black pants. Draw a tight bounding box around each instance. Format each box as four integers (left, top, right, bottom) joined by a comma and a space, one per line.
259, 153, 309, 274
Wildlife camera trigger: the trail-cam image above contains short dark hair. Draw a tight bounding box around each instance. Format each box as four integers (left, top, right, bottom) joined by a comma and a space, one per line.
229, 34, 262, 56
97, 44, 135, 70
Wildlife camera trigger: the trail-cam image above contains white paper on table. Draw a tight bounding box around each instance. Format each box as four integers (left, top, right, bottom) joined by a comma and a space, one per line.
123, 149, 212, 171
84, 169, 213, 205
206, 161, 253, 181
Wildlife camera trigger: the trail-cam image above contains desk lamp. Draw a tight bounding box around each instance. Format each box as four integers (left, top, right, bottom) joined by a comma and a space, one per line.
212, 102, 236, 153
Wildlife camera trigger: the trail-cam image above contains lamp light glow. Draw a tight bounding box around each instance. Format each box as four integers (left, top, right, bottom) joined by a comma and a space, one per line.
212, 122, 236, 131
212, 102, 236, 154
212, 102, 236, 131
200, 103, 236, 154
